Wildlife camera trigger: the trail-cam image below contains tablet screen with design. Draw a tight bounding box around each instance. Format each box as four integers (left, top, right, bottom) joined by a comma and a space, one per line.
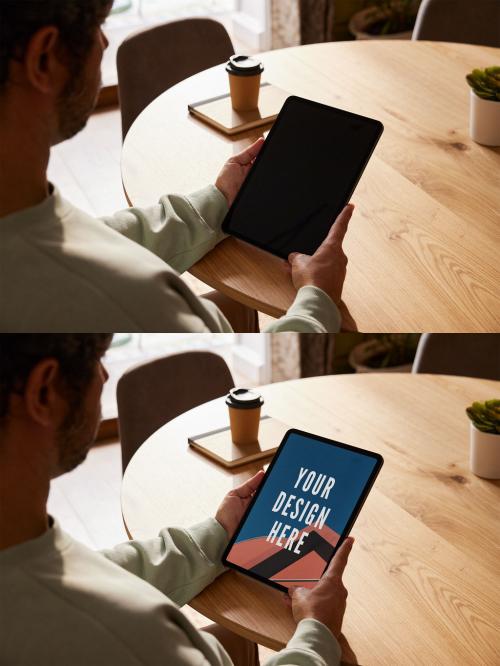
222, 429, 383, 592
221, 96, 384, 258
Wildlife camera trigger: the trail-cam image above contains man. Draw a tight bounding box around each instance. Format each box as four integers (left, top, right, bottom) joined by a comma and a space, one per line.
0, 1, 354, 333
0, 334, 356, 665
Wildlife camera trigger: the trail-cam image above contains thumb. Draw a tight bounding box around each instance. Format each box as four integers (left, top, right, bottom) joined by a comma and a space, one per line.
324, 537, 354, 580
320, 203, 354, 250
287, 585, 304, 601
288, 252, 303, 265
233, 137, 265, 165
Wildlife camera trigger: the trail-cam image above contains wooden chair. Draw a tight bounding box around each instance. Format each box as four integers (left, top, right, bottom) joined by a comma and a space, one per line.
117, 351, 234, 473
117, 17, 234, 139
412, 0, 500, 46
412, 334, 500, 380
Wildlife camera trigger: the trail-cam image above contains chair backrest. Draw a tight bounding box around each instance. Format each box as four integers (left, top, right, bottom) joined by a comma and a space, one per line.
412, 334, 500, 380
412, 0, 500, 46
117, 351, 234, 473
117, 17, 234, 139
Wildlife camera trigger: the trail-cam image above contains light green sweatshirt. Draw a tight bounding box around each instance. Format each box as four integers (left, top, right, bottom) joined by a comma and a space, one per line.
0, 517, 341, 666
0, 185, 341, 332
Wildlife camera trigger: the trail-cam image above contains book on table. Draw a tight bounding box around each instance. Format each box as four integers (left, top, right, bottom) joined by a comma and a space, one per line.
188, 415, 289, 468
188, 83, 291, 135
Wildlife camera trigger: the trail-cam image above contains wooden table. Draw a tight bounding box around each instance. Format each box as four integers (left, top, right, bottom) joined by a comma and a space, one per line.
122, 41, 500, 332
121, 373, 500, 665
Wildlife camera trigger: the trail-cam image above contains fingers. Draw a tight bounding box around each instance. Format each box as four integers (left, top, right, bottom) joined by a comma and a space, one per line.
321, 204, 354, 250
232, 137, 265, 166
325, 537, 354, 580
232, 469, 265, 498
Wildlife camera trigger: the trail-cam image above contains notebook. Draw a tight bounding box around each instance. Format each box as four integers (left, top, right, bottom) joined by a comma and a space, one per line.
188, 83, 291, 135
188, 415, 289, 468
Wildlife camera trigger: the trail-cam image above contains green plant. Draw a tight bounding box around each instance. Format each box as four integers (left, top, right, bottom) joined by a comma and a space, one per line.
364, 0, 420, 35
466, 67, 500, 102
466, 399, 500, 434
364, 333, 420, 368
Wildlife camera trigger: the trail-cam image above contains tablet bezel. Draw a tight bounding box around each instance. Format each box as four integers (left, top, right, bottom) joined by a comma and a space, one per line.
221, 428, 384, 593
221, 96, 384, 259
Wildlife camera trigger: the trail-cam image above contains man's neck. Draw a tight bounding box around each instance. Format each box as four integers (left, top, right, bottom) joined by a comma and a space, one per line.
0, 433, 50, 551
0, 168, 49, 218
0, 500, 49, 551
0, 96, 51, 218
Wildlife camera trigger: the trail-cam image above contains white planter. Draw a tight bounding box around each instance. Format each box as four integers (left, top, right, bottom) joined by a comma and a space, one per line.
469, 90, 500, 147
349, 8, 413, 40
469, 422, 500, 479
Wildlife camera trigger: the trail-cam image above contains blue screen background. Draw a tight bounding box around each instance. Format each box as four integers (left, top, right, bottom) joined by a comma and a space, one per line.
235, 432, 378, 543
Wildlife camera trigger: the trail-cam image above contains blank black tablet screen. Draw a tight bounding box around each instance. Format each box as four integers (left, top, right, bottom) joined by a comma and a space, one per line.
222, 429, 383, 593
222, 96, 383, 258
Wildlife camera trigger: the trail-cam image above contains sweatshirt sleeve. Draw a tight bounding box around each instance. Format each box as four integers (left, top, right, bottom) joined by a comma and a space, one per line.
263, 619, 342, 666
100, 517, 229, 607
101, 185, 228, 274
264, 286, 342, 333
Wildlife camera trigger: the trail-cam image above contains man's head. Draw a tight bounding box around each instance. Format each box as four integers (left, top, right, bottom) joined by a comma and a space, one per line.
0, 1, 112, 144
0, 335, 112, 478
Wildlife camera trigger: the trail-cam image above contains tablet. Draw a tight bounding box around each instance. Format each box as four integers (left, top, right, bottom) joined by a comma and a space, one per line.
222, 429, 383, 593
221, 96, 384, 258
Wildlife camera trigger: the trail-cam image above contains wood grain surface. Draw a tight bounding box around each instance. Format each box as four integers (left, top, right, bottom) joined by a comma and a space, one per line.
121, 374, 500, 664
121, 41, 500, 332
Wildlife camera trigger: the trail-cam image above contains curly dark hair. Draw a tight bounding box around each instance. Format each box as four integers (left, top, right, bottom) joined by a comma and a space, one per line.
0, 0, 112, 91
0, 334, 113, 420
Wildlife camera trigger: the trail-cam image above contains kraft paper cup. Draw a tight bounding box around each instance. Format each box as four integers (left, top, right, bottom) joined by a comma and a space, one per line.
226, 388, 264, 445
226, 55, 264, 112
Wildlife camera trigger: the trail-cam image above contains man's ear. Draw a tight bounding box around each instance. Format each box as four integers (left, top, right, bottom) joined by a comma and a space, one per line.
23, 358, 63, 428
23, 26, 65, 95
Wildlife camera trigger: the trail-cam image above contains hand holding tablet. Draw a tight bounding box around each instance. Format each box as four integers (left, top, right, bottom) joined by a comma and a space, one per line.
215, 470, 265, 539
285, 536, 354, 640
287, 203, 354, 307
215, 138, 265, 208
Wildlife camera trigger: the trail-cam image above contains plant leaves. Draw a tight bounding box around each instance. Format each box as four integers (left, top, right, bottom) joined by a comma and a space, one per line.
466, 66, 500, 101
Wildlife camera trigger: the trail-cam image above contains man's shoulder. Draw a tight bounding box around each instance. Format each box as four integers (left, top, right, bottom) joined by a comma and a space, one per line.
0, 538, 189, 664
0, 202, 190, 330
1, 195, 166, 273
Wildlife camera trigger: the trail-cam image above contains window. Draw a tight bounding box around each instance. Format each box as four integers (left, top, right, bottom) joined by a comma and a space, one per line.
111, 0, 236, 20
101, 333, 271, 420
102, 0, 266, 87
103, 1, 238, 88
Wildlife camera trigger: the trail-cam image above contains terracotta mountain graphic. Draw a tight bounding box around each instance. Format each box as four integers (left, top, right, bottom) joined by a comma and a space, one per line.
227, 525, 340, 588
251, 529, 337, 578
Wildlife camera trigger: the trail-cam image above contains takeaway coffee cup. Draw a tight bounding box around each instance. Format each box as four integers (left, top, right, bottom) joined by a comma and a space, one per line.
226, 388, 264, 445
226, 55, 264, 111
